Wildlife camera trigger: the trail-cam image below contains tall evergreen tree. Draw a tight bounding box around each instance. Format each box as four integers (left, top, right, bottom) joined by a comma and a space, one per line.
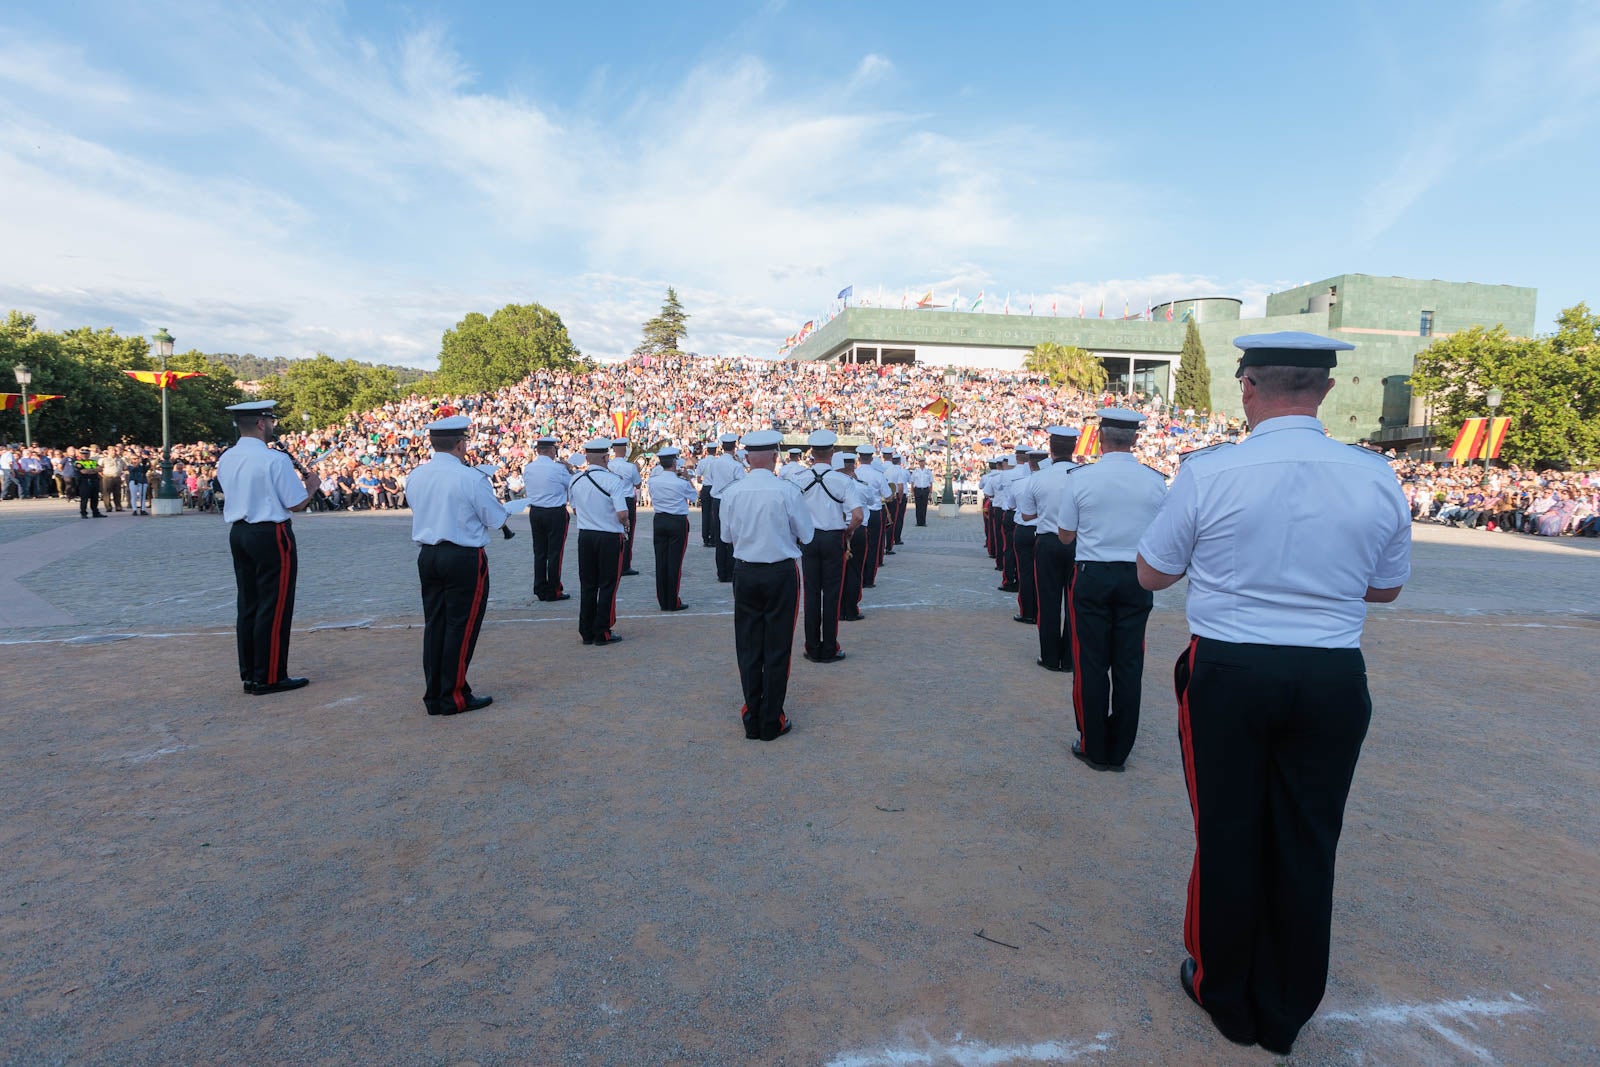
634, 287, 690, 357
1174, 320, 1212, 413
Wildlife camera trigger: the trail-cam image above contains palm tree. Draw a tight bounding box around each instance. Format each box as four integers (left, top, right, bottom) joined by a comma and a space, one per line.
1025, 342, 1107, 393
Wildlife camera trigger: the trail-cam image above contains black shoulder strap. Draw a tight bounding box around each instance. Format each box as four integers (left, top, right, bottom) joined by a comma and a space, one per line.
803, 469, 844, 503
576, 470, 607, 496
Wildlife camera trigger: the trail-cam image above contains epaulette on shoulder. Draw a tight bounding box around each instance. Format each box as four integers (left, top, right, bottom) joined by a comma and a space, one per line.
1347, 442, 1391, 461
1178, 442, 1232, 465
1140, 463, 1168, 478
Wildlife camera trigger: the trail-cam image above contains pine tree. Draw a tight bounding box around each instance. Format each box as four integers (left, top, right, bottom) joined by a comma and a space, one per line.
1174, 321, 1212, 413
635, 287, 690, 357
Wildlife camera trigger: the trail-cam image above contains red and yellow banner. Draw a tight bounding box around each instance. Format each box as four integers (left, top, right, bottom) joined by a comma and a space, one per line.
920, 397, 952, 419
124, 370, 204, 388
1, 393, 63, 414
1446, 416, 1511, 463
610, 409, 639, 440
1077, 424, 1101, 458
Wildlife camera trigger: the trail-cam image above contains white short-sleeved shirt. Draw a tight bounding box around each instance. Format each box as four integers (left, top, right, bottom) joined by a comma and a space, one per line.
719, 468, 814, 562
521, 455, 573, 507
1137, 415, 1412, 648
794, 462, 855, 531
648, 466, 696, 516
1016, 460, 1079, 529
705, 453, 747, 499
855, 464, 889, 511
217, 437, 308, 524
609, 456, 642, 499
569, 465, 629, 533
910, 468, 934, 489
407, 453, 509, 548
1053, 452, 1167, 561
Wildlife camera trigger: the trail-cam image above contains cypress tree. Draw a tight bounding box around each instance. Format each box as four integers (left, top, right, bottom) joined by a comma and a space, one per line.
1174, 320, 1212, 413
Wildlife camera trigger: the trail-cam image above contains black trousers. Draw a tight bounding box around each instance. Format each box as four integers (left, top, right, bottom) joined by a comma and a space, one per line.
983, 501, 995, 556
418, 542, 489, 714
1070, 561, 1152, 764
733, 559, 799, 739
652, 513, 689, 609
1034, 534, 1077, 670
1000, 511, 1018, 585
895, 494, 908, 541
577, 529, 625, 641
700, 487, 716, 545
842, 525, 867, 616
528, 505, 569, 600
862, 510, 884, 587
800, 529, 846, 657
621, 497, 638, 570
913, 486, 930, 525
78, 475, 103, 516
879, 501, 894, 560
1013, 524, 1038, 620
1175, 637, 1371, 1051
714, 506, 736, 582
230, 519, 297, 687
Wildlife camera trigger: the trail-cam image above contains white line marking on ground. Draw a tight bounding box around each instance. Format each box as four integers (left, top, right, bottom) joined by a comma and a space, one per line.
1319, 994, 1535, 1062
826, 1032, 1113, 1067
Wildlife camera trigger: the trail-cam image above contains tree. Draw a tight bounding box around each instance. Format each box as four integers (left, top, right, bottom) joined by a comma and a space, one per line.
438, 303, 583, 393
1024, 342, 1107, 393
634, 287, 690, 358
256, 353, 403, 429
1410, 305, 1600, 467
1174, 321, 1212, 413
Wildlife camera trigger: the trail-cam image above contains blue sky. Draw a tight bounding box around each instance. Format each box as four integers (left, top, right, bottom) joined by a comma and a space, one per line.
1, 0, 1595, 365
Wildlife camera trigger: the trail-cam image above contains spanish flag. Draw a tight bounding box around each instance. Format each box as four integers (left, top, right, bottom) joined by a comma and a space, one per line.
124, 370, 204, 388
611, 409, 639, 440
921, 397, 953, 419
1, 392, 63, 414
1078, 424, 1101, 457
1446, 416, 1511, 463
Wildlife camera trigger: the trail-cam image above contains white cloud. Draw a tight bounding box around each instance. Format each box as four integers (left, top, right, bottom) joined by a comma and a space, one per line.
0, 10, 1155, 364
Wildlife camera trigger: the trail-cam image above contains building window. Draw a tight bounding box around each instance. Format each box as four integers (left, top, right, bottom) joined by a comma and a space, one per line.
1420, 310, 1434, 337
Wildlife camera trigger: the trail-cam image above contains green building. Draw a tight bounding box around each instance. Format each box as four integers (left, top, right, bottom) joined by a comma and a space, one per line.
787, 274, 1537, 444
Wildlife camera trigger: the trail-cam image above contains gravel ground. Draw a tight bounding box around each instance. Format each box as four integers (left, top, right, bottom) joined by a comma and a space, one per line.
1, 503, 1597, 1065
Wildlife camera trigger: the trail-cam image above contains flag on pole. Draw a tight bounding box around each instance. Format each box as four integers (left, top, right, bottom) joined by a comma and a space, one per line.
1051, 299, 1057, 316
971, 291, 985, 312
1028, 294, 1034, 315
901, 290, 908, 309
951, 290, 961, 313
1078, 299, 1084, 318
1446, 418, 1487, 463
1, 393, 63, 414
1123, 299, 1130, 319
921, 397, 953, 419
1078, 424, 1101, 457
611, 409, 639, 440
123, 370, 204, 388
916, 290, 935, 308
1098, 300, 1104, 318
1146, 298, 1153, 321
837, 284, 853, 302
1003, 293, 1010, 315
1482, 415, 1512, 459
1165, 302, 1174, 322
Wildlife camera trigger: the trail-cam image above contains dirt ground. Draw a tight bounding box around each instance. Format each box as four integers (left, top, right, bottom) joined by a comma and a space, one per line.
1, 503, 1597, 1065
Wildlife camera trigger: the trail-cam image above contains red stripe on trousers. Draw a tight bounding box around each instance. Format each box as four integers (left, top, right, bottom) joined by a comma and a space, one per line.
268, 524, 291, 684
1068, 572, 1084, 735
454, 549, 487, 711
675, 517, 688, 606
608, 533, 624, 629
1176, 635, 1204, 998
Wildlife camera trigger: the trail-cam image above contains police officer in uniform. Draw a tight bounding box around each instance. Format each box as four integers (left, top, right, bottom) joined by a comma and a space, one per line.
719, 429, 814, 740
522, 435, 572, 601
1054, 409, 1166, 769
853, 445, 890, 588
1136, 332, 1411, 1055
707, 432, 746, 582
909, 459, 934, 525
217, 400, 320, 695
795, 430, 861, 664
569, 438, 631, 645
609, 438, 643, 575
75, 453, 104, 517
1026, 427, 1082, 672
408, 415, 512, 715
647, 446, 696, 611
836, 452, 873, 621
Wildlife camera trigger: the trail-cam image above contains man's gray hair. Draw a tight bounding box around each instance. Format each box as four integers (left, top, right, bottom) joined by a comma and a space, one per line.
1248, 365, 1331, 398
1100, 425, 1138, 450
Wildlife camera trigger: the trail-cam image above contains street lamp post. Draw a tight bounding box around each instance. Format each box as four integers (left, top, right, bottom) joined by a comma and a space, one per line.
1482, 387, 1503, 473
12, 363, 32, 449
939, 368, 958, 518
151, 328, 182, 517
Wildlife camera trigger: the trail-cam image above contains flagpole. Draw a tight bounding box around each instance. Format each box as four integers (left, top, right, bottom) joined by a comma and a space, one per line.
152, 328, 181, 515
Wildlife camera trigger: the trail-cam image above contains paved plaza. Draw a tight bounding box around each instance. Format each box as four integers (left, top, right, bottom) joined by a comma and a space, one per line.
1, 500, 1597, 1065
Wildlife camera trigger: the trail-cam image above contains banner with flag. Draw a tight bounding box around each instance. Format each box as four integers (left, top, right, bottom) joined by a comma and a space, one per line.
1078, 299, 1084, 318
1002, 293, 1010, 315
1, 393, 63, 414
836, 284, 853, 302
921, 397, 953, 419
916, 290, 936, 308
123, 370, 204, 388
610, 409, 639, 440
1165, 303, 1174, 322
1446, 416, 1511, 462
1098, 300, 1104, 318
971, 291, 984, 313
1077, 424, 1101, 457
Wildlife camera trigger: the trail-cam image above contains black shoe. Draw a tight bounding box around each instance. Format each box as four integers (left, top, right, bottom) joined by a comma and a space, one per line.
596, 633, 623, 645
841, 613, 865, 621
621, 569, 640, 576
1179, 958, 1202, 1008
1071, 740, 1111, 771
664, 603, 690, 611
1036, 658, 1066, 672
806, 650, 846, 663
718, 577, 732, 583
884, 550, 895, 555
431, 694, 493, 716
543, 593, 571, 602
1014, 615, 1036, 624
93, 512, 105, 518
862, 582, 875, 588
998, 584, 1018, 592
248, 677, 310, 696
581, 636, 595, 645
